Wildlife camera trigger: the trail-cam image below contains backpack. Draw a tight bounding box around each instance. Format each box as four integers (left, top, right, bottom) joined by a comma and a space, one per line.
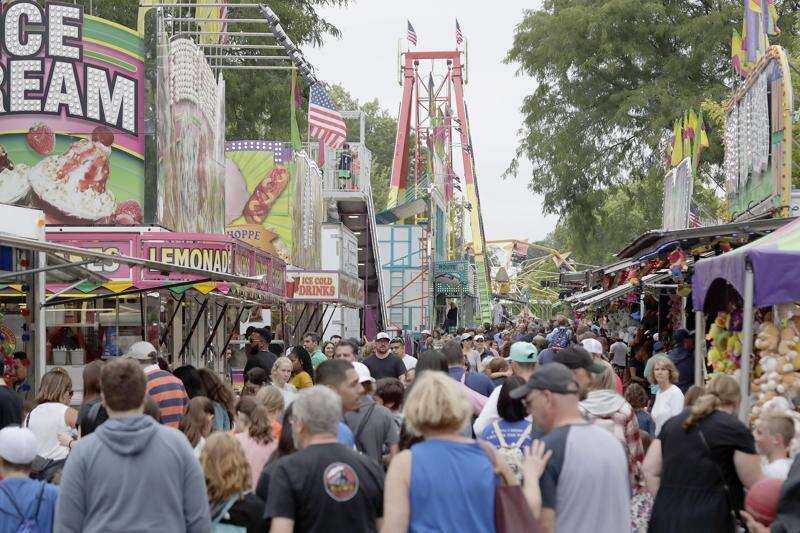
210, 494, 246, 533
0, 482, 46, 533
549, 327, 571, 349
491, 421, 532, 483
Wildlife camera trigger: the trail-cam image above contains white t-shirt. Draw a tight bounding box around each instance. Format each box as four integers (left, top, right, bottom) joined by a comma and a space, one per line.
276, 383, 297, 408
26, 402, 71, 460
401, 354, 417, 372
651, 384, 685, 436
763, 457, 793, 479
610, 342, 629, 366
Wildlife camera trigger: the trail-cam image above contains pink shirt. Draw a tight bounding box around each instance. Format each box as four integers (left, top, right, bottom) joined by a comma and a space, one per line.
234, 432, 277, 490
614, 373, 623, 395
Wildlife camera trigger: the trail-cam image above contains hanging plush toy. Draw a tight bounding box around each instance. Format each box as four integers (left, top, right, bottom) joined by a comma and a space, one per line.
668, 248, 688, 283
627, 265, 641, 287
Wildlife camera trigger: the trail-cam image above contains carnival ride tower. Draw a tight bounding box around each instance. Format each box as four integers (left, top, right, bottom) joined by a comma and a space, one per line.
385, 50, 491, 326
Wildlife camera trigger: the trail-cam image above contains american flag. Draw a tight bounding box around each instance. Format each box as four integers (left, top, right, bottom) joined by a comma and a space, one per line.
688, 208, 702, 228
456, 19, 463, 45
407, 21, 417, 46
308, 83, 347, 149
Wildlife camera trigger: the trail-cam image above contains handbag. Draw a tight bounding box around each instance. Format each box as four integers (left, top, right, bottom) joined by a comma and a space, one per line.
479, 441, 543, 533
697, 428, 740, 527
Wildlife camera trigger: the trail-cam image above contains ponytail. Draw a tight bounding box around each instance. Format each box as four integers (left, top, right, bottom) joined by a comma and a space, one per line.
236, 396, 274, 446
683, 374, 740, 430
682, 393, 721, 429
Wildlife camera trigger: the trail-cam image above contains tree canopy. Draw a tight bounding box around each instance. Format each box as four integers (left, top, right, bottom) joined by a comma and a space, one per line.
506, 0, 800, 264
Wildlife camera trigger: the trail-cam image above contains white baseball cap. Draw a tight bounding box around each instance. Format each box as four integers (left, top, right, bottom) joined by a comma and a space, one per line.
0, 427, 38, 464
582, 338, 604, 355
123, 341, 157, 361
461, 332, 474, 341
375, 332, 390, 341
353, 361, 375, 383
474, 334, 485, 341
421, 330, 431, 336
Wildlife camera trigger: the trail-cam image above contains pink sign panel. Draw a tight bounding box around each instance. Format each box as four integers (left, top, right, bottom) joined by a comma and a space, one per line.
46, 231, 136, 280
139, 233, 233, 282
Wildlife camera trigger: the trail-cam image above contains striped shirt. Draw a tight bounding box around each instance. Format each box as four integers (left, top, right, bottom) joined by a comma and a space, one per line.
145, 369, 188, 428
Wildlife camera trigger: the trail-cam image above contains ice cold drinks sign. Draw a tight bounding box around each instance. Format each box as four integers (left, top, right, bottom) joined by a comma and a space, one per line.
0, 2, 137, 134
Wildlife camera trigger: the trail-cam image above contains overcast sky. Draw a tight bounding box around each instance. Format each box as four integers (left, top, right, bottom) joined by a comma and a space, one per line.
305, 0, 557, 243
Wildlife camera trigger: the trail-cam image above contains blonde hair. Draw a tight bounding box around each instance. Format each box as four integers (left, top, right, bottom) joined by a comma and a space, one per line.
403, 371, 470, 436
761, 412, 795, 447
649, 358, 679, 385
35, 369, 72, 405
683, 374, 740, 429
589, 359, 616, 392
255, 385, 285, 415
271, 356, 292, 377
200, 432, 250, 502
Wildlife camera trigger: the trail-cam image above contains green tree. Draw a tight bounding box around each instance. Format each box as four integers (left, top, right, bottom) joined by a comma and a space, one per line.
506, 0, 800, 261
328, 85, 397, 211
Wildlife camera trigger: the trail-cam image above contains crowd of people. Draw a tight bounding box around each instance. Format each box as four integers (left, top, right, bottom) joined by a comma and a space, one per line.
0, 316, 798, 532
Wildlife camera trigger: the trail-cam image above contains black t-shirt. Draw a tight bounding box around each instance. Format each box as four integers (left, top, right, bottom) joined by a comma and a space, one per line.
650, 409, 757, 532
220, 493, 268, 533
0, 385, 22, 429
77, 399, 109, 437
363, 354, 406, 380
263, 442, 384, 532
244, 350, 277, 377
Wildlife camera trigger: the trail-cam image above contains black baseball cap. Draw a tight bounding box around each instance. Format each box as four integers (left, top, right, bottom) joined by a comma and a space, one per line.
510, 362, 579, 398
553, 346, 605, 374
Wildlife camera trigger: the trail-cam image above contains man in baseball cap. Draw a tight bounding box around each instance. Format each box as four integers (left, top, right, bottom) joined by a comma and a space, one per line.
510, 362, 630, 532
472, 342, 538, 436
124, 341, 188, 428
0, 426, 60, 529
554, 346, 604, 399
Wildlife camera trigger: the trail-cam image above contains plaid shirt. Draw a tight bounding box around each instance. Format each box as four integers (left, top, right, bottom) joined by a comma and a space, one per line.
580, 394, 645, 490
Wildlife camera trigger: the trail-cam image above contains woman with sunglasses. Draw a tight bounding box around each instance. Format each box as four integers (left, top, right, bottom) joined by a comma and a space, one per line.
24, 368, 78, 481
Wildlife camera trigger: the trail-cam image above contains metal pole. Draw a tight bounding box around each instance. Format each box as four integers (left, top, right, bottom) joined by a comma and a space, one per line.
305, 305, 320, 336
314, 304, 329, 333
221, 305, 247, 356
292, 303, 309, 337
33, 251, 46, 390
321, 305, 337, 338
201, 302, 228, 357
694, 310, 705, 386
178, 298, 209, 358
739, 267, 754, 421
159, 293, 186, 347
139, 293, 146, 341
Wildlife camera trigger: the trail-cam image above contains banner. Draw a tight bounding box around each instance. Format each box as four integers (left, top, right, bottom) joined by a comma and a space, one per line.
153, 33, 226, 233
0, 4, 145, 225
286, 270, 364, 307
225, 141, 295, 263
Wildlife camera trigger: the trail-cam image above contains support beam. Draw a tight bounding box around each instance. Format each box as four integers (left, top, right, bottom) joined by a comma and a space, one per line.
160, 293, 186, 348
201, 302, 229, 357
694, 310, 705, 386
179, 298, 209, 359
739, 267, 754, 421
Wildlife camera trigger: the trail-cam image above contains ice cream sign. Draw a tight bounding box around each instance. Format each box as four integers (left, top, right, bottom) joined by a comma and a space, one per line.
0, 2, 145, 226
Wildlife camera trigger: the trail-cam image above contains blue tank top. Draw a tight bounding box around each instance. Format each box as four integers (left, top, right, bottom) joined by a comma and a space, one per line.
409, 439, 496, 533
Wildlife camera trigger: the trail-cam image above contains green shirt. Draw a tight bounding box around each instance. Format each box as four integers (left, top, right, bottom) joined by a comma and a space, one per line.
310, 349, 327, 370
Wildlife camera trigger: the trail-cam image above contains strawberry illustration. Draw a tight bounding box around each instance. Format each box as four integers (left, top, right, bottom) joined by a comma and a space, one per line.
27, 123, 55, 155
91, 126, 114, 147
114, 200, 142, 225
